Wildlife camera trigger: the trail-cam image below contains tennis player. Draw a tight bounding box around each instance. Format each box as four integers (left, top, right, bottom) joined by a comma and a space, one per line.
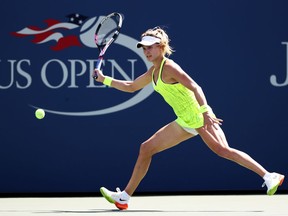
93, 27, 284, 210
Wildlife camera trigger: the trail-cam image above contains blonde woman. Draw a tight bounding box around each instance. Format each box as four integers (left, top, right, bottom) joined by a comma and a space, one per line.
93, 27, 284, 210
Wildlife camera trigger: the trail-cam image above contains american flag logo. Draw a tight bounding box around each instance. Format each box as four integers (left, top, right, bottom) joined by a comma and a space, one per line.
12, 13, 89, 51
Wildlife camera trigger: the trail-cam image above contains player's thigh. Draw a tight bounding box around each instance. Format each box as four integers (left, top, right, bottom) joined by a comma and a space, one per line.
197, 124, 229, 151
143, 121, 194, 155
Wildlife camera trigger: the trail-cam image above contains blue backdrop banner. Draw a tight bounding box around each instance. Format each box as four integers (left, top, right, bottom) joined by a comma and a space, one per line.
0, 0, 287, 194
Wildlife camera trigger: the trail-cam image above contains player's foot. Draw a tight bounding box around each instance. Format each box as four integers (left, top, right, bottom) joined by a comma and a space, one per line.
262, 172, 285, 195
100, 187, 129, 210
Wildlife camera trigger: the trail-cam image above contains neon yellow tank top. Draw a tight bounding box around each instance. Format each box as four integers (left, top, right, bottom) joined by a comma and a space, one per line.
152, 58, 204, 129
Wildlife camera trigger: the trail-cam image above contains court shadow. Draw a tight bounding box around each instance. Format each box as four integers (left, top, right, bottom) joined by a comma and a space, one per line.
35, 209, 163, 214
36, 209, 264, 214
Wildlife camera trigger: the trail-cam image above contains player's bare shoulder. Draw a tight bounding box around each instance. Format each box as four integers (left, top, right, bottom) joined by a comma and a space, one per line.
164, 59, 182, 72
162, 59, 182, 83
164, 59, 184, 76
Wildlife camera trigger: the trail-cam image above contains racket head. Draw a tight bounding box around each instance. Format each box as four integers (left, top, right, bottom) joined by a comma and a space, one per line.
94, 12, 123, 51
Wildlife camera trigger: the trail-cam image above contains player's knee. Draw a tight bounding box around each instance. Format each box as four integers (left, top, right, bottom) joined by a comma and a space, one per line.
214, 146, 232, 159
139, 141, 155, 158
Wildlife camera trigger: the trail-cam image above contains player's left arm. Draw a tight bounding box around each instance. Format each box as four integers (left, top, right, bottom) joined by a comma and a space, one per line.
93, 68, 152, 93
166, 61, 222, 127
165, 62, 207, 106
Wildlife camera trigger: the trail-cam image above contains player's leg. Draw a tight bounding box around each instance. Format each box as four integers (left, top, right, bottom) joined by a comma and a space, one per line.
196, 124, 284, 195
197, 124, 267, 176
124, 121, 194, 195
100, 121, 194, 210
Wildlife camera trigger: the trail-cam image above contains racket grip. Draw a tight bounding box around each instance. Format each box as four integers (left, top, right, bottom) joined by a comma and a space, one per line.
93, 58, 103, 79
96, 58, 103, 70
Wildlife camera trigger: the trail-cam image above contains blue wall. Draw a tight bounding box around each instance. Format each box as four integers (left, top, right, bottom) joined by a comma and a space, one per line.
0, 0, 287, 194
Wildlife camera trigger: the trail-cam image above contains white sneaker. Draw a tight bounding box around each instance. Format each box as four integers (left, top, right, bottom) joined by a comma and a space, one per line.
100, 187, 129, 210
262, 172, 285, 195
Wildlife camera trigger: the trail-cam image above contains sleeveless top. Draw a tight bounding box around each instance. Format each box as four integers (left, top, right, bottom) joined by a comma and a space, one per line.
152, 58, 204, 129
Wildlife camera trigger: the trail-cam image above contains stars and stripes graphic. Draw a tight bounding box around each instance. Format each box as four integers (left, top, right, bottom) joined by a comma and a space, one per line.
12, 14, 88, 51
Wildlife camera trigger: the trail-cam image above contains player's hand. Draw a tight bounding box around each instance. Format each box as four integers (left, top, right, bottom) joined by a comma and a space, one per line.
92, 69, 105, 82
203, 112, 223, 130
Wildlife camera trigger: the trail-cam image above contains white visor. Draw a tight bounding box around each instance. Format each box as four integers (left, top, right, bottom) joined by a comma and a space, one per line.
136, 36, 161, 48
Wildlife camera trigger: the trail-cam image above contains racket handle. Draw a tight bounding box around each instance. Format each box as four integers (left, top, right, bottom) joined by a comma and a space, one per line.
96, 57, 103, 70
93, 57, 103, 79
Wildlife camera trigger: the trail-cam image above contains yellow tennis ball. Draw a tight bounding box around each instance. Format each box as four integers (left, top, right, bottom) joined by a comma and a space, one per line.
35, 109, 45, 119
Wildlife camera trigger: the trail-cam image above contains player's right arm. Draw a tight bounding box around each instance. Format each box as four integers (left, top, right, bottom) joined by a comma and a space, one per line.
93, 68, 152, 93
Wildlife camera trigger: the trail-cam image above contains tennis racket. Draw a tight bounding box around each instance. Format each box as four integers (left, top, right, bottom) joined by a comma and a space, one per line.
93, 12, 123, 79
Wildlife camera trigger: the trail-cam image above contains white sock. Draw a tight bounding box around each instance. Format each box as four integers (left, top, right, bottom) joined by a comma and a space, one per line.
121, 191, 130, 201
263, 172, 271, 181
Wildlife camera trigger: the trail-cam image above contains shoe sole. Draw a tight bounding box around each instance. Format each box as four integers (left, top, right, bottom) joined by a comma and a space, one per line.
267, 175, 285, 196
100, 187, 128, 210
100, 187, 115, 204
115, 202, 128, 210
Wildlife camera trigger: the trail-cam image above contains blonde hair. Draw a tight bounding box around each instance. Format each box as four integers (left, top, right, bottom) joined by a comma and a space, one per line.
141, 26, 174, 56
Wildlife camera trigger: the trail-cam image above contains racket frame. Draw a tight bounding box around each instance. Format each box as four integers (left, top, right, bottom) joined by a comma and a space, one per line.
93, 12, 123, 79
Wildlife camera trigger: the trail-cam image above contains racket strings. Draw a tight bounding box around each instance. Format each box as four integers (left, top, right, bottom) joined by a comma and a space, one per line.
96, 17, 119, 46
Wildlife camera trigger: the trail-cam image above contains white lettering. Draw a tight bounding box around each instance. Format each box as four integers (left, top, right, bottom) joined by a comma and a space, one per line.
68, 59, 87, 88
41, 59, 68, 89
0, 60, 15, 89
0, 58, 138, 89
16, 59, 32, 89
108, 59, 137, 80
270, 42, 288, 87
